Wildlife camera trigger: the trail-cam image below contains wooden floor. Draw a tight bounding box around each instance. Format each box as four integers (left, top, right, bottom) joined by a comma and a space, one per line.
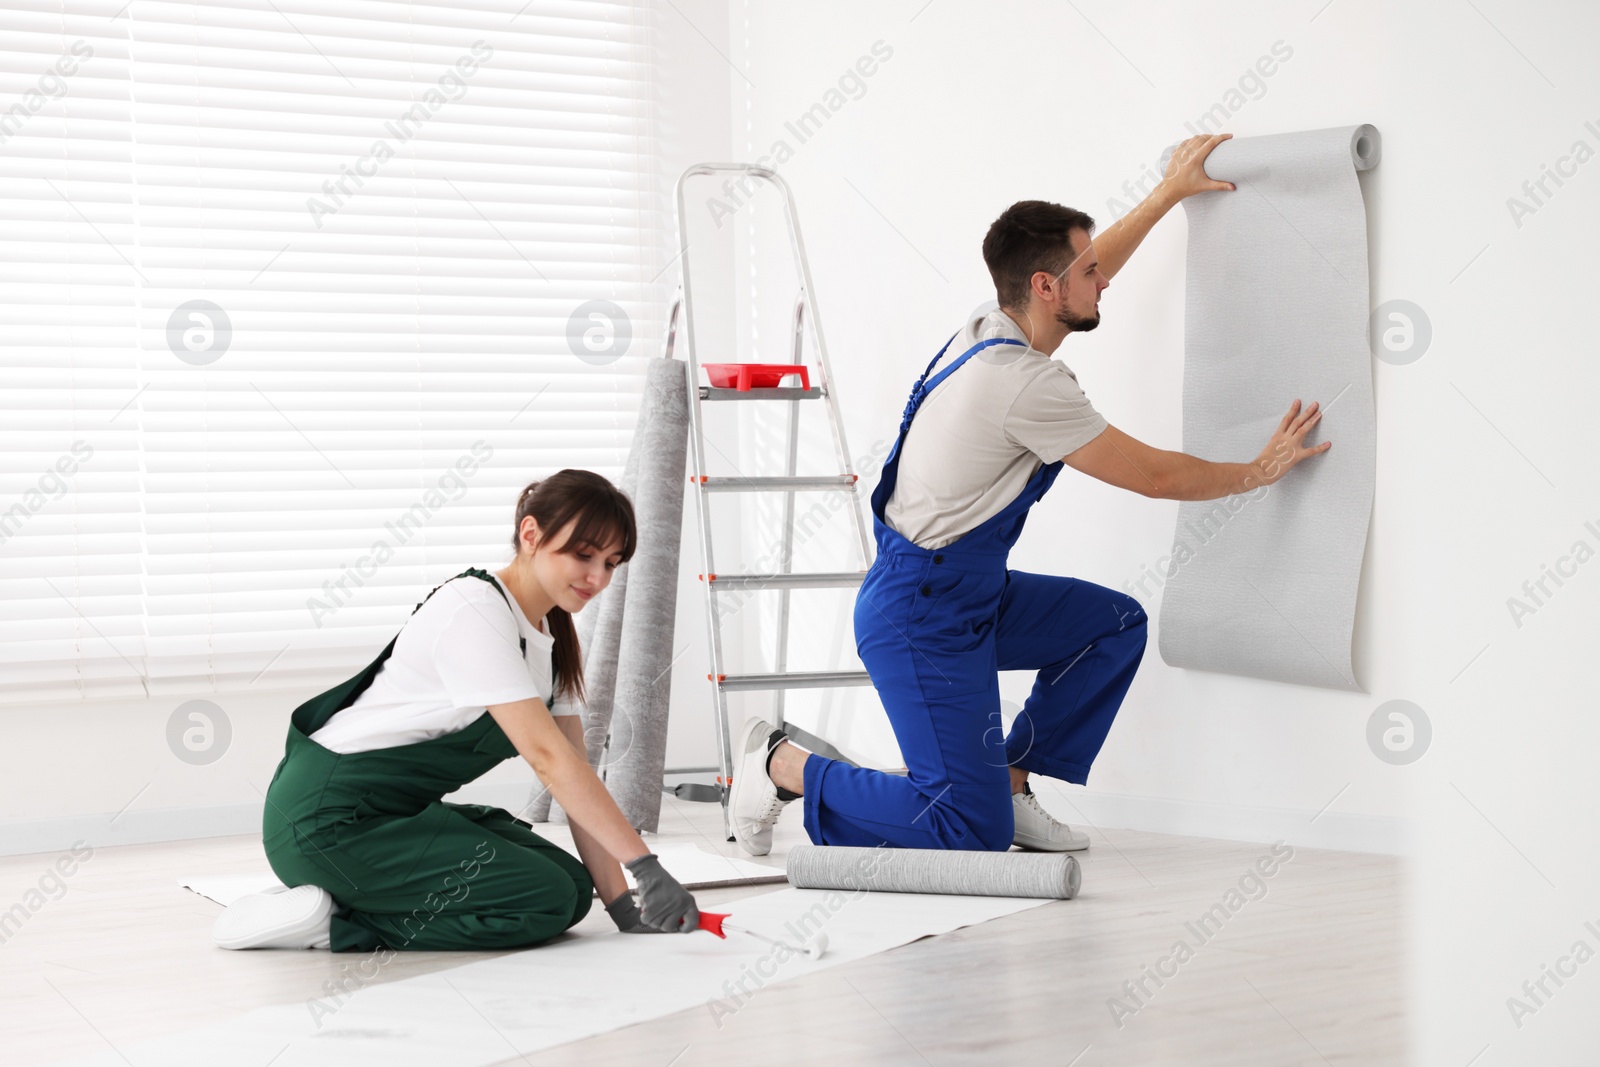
1, 783, 1406, 1066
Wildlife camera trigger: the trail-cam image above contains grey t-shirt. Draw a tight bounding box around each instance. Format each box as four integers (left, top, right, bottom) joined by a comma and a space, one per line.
883, 306, 1108, 550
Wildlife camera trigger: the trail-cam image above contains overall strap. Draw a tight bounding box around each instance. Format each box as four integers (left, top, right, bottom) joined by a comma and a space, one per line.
922, 337, 1024, 396
416, 567, 527, 655
906, 333, 959, 401
897, 335, 1025, 437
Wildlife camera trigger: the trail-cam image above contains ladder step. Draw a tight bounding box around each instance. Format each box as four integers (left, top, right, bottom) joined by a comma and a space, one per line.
699, 386, 824, 402
712, 670, 872, 692
696, 475, 856, 492
703, 571, 865, 591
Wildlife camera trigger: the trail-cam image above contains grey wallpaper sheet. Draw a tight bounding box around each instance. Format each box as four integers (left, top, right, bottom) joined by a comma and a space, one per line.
1154, 125, 1379, 691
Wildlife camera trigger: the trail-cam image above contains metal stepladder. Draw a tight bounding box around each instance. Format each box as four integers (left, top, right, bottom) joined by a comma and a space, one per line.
665, 163, 874, 842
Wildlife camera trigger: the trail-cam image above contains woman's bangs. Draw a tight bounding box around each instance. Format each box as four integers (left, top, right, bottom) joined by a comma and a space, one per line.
556, 496, 636, 562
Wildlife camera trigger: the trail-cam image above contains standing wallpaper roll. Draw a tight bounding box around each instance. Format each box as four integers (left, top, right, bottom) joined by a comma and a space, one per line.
1154, 125, 1379, 691
528, 398, 642, 825
603, 356, 691, 832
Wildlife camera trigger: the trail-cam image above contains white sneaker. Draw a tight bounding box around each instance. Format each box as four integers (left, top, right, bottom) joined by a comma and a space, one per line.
212, 884, 335, 950
727, 717, 793, 857
1011, 784, 1090, 852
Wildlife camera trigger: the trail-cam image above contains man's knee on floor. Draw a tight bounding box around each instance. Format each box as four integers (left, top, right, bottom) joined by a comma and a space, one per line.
923, 789, 1014, 852
968, 797, 1016, 852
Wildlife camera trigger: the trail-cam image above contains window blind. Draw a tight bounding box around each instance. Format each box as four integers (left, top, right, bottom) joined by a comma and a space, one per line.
0, 0, 665, 703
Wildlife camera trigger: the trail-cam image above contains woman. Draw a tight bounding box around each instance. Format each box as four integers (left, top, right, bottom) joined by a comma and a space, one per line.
213, 469, 700, 952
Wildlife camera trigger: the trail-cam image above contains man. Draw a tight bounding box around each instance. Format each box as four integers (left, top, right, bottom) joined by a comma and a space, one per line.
727, 134, 1331, 856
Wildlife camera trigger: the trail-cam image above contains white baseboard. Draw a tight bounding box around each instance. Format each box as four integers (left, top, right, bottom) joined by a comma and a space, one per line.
0, 782, 542, 859
0, 802, 266, 859
0, 781, 1407, 858
1034, 781, 1410, 856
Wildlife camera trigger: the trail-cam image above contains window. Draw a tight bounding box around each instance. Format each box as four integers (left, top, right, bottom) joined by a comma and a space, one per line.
0, 0, 665, 703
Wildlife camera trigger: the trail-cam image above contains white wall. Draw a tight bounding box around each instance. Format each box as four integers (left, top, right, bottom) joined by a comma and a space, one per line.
718, 2, 1597, 1063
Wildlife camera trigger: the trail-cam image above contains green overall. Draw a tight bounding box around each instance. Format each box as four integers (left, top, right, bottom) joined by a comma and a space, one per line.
262, 569, 595, 953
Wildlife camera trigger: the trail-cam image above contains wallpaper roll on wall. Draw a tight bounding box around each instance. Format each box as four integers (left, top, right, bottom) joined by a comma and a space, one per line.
1154, 125, 1379, 691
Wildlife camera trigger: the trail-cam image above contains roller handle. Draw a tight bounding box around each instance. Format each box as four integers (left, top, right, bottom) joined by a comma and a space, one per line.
698, 911, 730, 938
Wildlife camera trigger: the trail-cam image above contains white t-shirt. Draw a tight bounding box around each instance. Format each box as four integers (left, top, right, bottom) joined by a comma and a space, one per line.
308, 573, 580, 755
883, 305, 1108, 550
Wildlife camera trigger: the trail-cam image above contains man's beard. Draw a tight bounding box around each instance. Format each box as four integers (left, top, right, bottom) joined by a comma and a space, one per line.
1056, 306, 1101, 333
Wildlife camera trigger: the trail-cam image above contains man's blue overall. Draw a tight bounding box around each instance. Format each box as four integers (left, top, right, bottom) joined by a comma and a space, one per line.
801, 334, 1149, 851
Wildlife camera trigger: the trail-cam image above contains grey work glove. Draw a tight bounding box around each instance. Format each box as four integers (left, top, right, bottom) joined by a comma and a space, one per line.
623, 853, 699, 933
603, 890, 662, 934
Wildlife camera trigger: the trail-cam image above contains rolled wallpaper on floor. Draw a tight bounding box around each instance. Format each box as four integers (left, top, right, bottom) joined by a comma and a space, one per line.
1154, 125, 1379, 691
